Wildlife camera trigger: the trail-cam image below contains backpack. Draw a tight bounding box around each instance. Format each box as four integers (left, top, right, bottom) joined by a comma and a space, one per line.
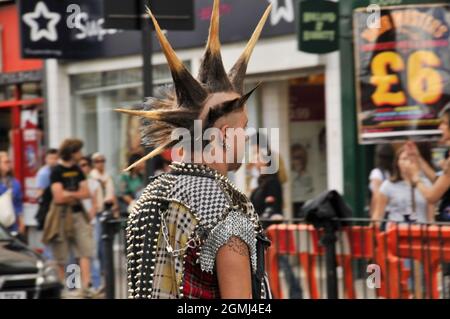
35, 186, 53, 230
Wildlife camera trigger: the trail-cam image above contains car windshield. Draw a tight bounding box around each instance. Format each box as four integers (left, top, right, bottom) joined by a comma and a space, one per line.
0, 225, 12, 240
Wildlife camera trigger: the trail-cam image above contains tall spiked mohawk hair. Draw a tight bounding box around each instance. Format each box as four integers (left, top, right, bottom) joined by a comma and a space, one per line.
116, 0, 272, 171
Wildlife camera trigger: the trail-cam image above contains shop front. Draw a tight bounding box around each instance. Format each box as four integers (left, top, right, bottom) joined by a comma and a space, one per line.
0, 2, 45, 231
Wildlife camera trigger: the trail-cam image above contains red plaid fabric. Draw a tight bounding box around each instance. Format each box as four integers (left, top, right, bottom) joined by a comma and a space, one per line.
182, 247, 220, 299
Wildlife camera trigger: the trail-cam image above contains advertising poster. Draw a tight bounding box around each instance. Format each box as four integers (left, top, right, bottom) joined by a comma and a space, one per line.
353, 4, 450, 144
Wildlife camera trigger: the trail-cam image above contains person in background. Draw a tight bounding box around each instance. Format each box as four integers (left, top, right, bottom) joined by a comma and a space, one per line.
43, 139, 93, 298
250, 145, 303, 299
291, 143, 313, 217
368, 144, 394, 217
250, 150, 283, 220
373, 145, 435, 298
36, 149, 59, 198
80, 156, 101, 221
372, 146, 435, 225
35, 149, 59, 230
403, 104, 450, 299
404, 109, 450, 219
0, 151, 25, 234
118, 153, 146, 214
246, 133, 287, 197
79, 156, 103, 293
90, 152, 118, 215
153, 153, 171, 176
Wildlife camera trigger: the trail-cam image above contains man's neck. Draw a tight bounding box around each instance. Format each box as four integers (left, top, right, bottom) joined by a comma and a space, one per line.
60, 159, 75, 167
205, 162, 228, 177
181, 154, 228, 176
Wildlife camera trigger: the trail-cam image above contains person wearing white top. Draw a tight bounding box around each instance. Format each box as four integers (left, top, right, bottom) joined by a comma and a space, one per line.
372, 146, 435, 225
368, 144, 394, 217
90, 152, 118, 213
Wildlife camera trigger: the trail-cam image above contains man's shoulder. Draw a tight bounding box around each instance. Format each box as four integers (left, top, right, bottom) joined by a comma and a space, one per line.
137, 173, 230, 226
37, 165, 50, 176
50, 164, 63, 175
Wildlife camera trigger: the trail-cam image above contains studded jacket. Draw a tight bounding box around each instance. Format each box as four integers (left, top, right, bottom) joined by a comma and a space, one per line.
126, 162, 271, 299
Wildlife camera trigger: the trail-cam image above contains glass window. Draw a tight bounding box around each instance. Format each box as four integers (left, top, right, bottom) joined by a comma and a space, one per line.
71, 62, 190, 177
289, 75, 327, 218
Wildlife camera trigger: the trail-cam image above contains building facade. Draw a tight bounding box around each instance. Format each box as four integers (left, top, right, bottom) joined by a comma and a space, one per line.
42, 0, 344, 218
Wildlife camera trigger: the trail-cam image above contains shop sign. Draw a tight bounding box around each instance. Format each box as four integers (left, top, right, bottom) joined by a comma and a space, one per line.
18, 0, 297, 60
297, 0, 339, 54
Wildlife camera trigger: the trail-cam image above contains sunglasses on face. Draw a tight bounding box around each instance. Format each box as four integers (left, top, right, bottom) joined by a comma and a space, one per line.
80, 163, 89, 168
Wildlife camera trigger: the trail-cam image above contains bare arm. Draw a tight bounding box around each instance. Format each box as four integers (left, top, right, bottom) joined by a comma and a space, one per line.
415, 174, 450, 204
51, 182, 74, 204
216, 236, 252, 299
372, 192, 388, 223
89, 188, 99, 220
369, 179, 383, 217
427, 203, 435, 223
405, 141, 436, 182
64, 180, 90, 201
418, 157, 437, 183
406, 156, 450, 204
52, 180, 90, 204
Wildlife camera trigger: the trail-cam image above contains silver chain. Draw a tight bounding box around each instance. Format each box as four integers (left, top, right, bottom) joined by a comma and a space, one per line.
160, 210, 198, 258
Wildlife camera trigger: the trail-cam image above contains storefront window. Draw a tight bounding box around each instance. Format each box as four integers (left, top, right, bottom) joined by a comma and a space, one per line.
289, 75, 327, 217
71, 62, 190, 178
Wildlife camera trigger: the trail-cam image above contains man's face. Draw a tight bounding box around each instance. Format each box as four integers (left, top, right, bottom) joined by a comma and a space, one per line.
0, 155, 11, 175
94, 156, 106, 170
46, 153, 58, 167
79, 159, 91, 175
72, 150, 83, 162
439, 114, 450, 144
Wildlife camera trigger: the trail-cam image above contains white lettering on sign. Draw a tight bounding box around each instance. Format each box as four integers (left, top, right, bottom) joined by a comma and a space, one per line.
66, 4, 120, 41
267, 0, 294, 26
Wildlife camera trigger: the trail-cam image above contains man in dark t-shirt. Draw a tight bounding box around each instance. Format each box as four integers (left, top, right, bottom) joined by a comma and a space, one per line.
50, 164, 85, 212
48, 138, 93, 298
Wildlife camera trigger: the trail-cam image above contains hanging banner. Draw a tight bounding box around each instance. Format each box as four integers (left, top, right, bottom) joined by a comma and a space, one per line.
353, 3, 450, 144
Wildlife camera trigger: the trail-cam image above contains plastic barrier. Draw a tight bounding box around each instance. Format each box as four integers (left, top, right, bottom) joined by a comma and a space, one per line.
266, 224, 375, 299
384, 224, 450, 299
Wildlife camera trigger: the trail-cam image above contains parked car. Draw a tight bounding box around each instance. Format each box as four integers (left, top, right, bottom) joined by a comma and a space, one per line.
0, 225, 62, 299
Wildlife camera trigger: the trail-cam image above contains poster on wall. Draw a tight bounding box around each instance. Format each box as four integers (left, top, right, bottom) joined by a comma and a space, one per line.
353, 3, 450, 144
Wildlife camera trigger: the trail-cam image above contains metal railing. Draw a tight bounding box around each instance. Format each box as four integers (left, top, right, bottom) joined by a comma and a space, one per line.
101, 215, 450, 299
101, 212, 128, 299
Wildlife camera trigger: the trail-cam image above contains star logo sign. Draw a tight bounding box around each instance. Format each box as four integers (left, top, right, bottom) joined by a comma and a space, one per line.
22, 2, 61, 42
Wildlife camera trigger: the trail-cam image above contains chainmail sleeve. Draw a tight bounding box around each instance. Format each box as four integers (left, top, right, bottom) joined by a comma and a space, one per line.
199, 210, 257, 274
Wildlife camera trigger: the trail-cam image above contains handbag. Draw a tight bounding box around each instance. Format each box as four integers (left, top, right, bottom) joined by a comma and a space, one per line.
0, 189, 16, 228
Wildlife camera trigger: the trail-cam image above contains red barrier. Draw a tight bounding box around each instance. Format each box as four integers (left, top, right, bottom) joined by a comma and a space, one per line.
266, 223, 450, 299
266, 224, 375, 299
384, 224, 450, 299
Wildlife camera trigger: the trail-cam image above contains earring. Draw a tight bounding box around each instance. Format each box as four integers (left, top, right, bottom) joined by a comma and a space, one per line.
223, 140, 231, 150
